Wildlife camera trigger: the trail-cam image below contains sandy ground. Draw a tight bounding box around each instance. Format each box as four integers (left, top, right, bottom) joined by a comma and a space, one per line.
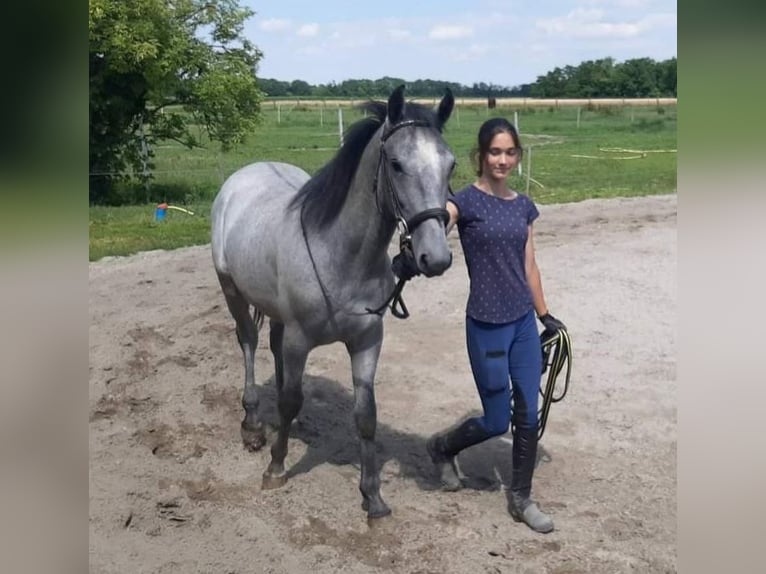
89, 194, 677, 574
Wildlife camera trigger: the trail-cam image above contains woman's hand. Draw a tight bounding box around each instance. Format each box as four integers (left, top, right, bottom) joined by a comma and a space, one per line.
539, 312, 566, 333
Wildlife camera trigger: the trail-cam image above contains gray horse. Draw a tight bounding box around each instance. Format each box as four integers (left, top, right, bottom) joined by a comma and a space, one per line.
211, 85, 455, 519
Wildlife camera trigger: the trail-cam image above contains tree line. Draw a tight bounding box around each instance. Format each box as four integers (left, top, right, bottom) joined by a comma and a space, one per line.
258, 57, 676, 100
89, 0, 676, 205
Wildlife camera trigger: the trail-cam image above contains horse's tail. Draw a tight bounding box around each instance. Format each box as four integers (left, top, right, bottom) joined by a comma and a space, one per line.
254, 308, 265, 332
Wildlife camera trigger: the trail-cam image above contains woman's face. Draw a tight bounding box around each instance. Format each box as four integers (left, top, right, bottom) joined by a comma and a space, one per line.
481, 131, 521, 181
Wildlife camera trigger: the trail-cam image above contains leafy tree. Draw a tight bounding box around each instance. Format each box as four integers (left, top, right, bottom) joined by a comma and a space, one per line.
373, 77, 407, 96
614, 58, 659, 97
259, 78, 290, 97
313, 82, 337, 97
657, 57, 677, 96
569, 59, 617, 97
289, 79, 312, 96
89, 0, 263, 203
530, 67, 569, 98
527, 57, 675, 98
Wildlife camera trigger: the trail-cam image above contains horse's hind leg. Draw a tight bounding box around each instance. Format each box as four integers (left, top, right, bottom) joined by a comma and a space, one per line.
217, 273, 266, 451
346, 324, 391, 519
262, 325, 308, 490
269, 319, 285, 393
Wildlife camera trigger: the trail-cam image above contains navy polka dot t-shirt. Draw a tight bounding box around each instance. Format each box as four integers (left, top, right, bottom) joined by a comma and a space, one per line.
449, 184, 539, 324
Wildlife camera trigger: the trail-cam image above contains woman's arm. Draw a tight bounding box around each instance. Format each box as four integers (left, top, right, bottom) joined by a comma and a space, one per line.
446, 201, 459, 235
524, 224, 549, 318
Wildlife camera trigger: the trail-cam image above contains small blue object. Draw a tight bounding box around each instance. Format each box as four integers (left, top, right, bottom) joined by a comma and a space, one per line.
155, 204, 168, 221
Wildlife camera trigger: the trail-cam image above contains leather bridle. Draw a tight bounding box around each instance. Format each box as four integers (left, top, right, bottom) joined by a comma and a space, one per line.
371, 119, 451, 240
364, 119, 452, 319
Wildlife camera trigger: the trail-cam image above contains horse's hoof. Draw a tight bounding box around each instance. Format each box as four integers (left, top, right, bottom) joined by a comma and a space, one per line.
367, 505, 392, 523
241, 423, 267, 452
362, 498, 391, 520
261, 473, 288, 490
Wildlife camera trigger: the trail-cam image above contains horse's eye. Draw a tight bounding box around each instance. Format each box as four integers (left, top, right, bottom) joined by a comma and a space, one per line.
391, 159, 404, 173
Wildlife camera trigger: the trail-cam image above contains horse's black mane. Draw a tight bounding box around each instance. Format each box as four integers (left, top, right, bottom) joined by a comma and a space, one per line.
289, 99, 446, 230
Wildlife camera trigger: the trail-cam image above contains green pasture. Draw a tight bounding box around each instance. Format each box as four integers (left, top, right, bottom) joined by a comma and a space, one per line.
89, 103, 676, 261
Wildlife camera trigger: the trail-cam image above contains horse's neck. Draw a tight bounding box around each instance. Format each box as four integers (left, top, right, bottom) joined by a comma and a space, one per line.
327, 143, 395, 263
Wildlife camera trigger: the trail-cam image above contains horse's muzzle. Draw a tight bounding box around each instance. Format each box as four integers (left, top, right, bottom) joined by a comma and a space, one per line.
418, 250, 452, 277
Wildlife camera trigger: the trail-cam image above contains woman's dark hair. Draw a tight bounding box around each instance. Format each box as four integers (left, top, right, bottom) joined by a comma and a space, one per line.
473, 117, 523, 176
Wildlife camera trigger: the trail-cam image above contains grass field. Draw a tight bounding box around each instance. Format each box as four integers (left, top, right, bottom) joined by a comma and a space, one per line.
89, 103, 676, 261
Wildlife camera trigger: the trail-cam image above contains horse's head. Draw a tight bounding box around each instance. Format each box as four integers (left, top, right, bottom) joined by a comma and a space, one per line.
378, 85, 455, 277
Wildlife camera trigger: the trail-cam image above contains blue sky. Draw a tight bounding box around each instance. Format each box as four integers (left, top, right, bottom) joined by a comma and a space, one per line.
242, 0, 676, 87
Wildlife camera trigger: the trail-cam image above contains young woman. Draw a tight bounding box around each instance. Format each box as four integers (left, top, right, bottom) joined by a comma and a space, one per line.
427, 117, 566, 534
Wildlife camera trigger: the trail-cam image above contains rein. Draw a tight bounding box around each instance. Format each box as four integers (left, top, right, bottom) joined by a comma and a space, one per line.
364, 225, 415, 320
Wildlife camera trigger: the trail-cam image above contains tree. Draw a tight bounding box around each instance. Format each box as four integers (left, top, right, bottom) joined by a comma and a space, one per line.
657, 57, 677, 96
89, 0, 263, 203
614, 58, 659, 97
530, 67, 569, 97
259, 78, 290, 97
568, 58, 617, 97
289, 79, 312, 96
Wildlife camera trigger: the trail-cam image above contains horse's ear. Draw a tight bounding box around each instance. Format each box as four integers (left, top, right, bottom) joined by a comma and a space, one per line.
388, 84, 405, 124
437, 88, 455, 126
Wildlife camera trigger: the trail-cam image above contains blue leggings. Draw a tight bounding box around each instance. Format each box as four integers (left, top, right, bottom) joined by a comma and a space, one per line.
465, 310, 542, 435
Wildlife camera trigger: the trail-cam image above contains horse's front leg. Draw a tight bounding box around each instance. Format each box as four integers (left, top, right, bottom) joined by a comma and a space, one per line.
346, 322, 391, 520
262, 325, 308, 490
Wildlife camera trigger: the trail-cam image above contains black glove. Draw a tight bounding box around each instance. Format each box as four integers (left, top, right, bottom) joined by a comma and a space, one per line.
539, 312, 566, 333
391, 250, 421, 281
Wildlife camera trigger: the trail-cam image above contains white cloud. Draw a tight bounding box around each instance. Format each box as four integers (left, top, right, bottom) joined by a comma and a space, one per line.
468, 44, 489, 55
527, 42, 550, 59
453, 43, 490, 62
259, 18, 292, 32
486, 12, 518, 26
297, 45, 324, 56
428, 25, 473, 40
388, 28, 412, 40
326, 27, 377, 49
297, 23, 320, 37
641, 12, 677, 28
536, 8, 674, 39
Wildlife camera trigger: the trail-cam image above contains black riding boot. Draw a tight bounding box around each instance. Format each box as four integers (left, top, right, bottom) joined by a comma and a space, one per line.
508, 427, 554, 533
427, 419, 491, 491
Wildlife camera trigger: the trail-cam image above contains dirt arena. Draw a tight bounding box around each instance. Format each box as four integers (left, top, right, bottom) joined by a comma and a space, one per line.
89, 194, 677, 574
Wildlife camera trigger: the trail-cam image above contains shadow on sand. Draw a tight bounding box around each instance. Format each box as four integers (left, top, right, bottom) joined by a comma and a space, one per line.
253, 371, 552, 509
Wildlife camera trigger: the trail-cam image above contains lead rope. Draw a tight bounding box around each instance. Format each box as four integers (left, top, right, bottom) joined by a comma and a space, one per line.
536, 328, 573, 439
365, 221, 414, 319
